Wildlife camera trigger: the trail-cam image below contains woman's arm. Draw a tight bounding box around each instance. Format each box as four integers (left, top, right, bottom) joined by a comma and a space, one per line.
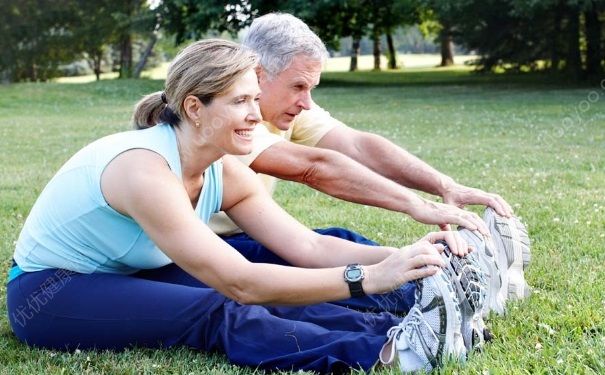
101, 150, 453, 306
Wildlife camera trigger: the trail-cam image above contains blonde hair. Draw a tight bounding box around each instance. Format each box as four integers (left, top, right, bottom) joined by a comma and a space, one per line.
132, 39, 257, 129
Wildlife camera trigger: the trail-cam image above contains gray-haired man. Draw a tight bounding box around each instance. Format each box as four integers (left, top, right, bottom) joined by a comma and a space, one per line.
209, 13, 519, 313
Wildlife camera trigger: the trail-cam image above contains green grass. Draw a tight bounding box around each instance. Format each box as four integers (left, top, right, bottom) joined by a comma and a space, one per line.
1, 68, 604, 374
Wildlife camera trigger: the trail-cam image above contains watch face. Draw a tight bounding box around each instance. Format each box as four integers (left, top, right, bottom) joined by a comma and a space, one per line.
345, 267, 363, 282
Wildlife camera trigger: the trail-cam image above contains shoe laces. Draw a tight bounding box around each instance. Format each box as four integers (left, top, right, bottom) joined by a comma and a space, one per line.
380, 307, 424, 364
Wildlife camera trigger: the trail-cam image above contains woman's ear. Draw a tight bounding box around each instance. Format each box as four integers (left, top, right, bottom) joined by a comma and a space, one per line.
183, 95, 202, 123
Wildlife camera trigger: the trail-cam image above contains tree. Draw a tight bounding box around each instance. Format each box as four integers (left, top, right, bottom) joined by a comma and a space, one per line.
0, 0, 82, 82
161, 0, 248, 44
112, 0, 157, 79
416, 0, 475, 67
74, 0, 122, 81
423, 0, 605, 79
371, 0, 417, 69
584, 0, 603, 77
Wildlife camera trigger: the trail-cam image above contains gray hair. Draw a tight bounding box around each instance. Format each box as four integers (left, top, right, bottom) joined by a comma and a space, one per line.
242, 13, 328, 77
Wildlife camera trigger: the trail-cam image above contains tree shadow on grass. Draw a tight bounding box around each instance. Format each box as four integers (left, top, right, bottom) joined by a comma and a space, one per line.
318, 69, 596, 89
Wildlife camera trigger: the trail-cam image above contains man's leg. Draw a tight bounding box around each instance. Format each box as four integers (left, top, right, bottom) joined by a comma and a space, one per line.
7, 268, 393, 373
222, 227, 416, 314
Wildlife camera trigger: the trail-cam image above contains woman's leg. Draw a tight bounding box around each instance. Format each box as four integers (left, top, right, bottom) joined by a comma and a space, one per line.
7, 268, 392, 373
135, 263, 402, 335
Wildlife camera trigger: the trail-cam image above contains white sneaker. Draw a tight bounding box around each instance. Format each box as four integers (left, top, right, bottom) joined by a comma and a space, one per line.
439, 239, 488, 351
458, 228, 506, 316
484, 207, 531, 300
379, 269, 466, 372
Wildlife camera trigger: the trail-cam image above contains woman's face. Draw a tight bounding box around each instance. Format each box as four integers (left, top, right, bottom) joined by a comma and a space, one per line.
197, 69, 262, 155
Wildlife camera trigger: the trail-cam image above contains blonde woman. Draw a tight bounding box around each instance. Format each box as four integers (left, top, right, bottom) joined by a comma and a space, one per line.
7, 39, 469, 373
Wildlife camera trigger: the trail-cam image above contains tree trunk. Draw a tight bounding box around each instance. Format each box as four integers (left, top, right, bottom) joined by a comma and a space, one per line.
440, 27, 454, 67
119, 34, 133, 79
386, 33, 398, 69
551, 2, 563, 71
566, 7, 582, 80
349, 37, 360, 72
28, 62, 37, 82
372, 29, 381, 71
94, 54, 101, 81
584, 3, 603, 77
134, 33, 158, 78
93, 50, 102, 81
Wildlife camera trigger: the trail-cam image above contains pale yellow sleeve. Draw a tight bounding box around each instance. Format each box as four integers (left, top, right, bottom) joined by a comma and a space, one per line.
289, 104, 347, 146
235, 124, 285, 166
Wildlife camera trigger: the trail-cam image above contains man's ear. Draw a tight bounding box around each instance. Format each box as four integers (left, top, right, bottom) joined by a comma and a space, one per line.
255, 65, 266, 84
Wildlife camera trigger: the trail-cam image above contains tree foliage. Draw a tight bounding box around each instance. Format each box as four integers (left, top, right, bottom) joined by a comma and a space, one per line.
0, 0, 158, 82
422, 0, 604, 77
0, 0, 81, 82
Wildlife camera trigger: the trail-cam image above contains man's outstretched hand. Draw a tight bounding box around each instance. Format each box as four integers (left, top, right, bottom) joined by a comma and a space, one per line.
407, 199, 490, 236
441, 182, 513, 218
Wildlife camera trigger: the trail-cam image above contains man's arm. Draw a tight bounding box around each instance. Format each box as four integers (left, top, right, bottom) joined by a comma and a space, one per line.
316, 126, 513, 218
249, 140, 489, 234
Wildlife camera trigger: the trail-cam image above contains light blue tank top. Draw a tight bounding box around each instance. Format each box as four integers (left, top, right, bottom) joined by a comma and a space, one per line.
10, 124, 222, 281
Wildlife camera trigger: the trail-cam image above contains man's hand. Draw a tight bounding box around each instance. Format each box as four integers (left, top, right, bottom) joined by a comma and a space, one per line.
441, 182, 513, 218
407, 199, 490, 236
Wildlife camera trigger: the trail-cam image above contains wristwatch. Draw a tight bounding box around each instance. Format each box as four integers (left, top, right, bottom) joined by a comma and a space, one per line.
344, 264, 366, 298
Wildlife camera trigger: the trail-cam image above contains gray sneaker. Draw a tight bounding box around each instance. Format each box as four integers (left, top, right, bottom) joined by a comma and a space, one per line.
459, 228, 506, 317
439, 240, 488, 352
484, 207, 532, 300
379, 269, 466, 372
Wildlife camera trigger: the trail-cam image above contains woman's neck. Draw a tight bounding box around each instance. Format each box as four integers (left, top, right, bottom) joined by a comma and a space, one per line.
174, 125, 223, 180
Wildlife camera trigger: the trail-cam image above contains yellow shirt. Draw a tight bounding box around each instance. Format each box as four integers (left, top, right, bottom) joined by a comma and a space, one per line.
209, 104, 346, 235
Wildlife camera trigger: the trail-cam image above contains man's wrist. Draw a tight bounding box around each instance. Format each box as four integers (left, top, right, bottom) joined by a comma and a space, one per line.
436, 175, 457, 197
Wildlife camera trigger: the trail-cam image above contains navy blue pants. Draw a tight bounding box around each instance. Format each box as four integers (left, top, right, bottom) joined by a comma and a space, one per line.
222, 227, 416, 314
7, 262, 401, 373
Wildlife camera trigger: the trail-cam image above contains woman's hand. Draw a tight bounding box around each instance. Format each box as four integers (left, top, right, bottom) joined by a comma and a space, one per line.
364, 231, 470, 295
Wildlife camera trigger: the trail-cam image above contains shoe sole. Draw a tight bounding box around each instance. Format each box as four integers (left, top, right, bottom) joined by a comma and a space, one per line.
460, 229, 506, 316
484, 208, 531, 300
439, 242, 487, 351
416, 269, 467, 367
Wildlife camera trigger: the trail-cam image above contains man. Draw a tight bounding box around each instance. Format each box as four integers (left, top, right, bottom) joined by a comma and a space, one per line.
209, 12, 515, 313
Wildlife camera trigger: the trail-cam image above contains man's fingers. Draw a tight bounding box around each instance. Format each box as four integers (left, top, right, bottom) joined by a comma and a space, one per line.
494, 195, 514, 217
463, 212, 489, 237
439, 223, 452, 232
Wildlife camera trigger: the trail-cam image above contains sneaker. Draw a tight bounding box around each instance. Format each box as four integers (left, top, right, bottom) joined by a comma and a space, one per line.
379, 269, 466, 372
458, 228, 506, 317
439, 240, 488, 352
484, 207, 532, 300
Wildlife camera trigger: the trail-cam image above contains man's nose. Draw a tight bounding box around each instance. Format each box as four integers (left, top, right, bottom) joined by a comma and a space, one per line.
296, 90, 312, 110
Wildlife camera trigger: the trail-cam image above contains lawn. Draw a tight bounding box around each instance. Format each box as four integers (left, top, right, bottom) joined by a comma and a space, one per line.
0, 68, 604, 374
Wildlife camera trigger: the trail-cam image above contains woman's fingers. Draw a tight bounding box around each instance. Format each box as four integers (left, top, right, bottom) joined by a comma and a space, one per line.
405, 266, 439, 282
420, 230, 470, 256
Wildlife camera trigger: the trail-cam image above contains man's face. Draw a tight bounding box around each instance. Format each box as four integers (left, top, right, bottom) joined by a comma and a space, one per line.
257, 55, 322, 130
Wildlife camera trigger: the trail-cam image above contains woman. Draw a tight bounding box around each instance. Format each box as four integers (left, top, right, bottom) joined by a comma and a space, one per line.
7, 39, 469, 373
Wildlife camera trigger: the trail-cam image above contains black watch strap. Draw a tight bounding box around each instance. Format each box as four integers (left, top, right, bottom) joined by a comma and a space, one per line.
348, 281, 365, 298
344, 264, 366, 298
